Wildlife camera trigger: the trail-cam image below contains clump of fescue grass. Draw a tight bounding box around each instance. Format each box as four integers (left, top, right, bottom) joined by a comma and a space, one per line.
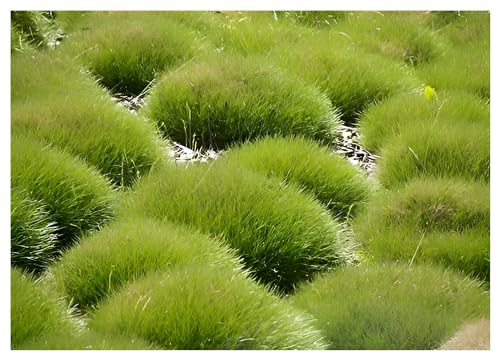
222, 136, 372, 218
11, 135, 116, 249
63, 11, 206, 96
142, 54, 341, 149
334, 11, 446, 66
376, 120, 489, 187
291, 263, 489, 349
275, 11, 346, 27
123, 161, 354, 293
11, 51, 166, 187
353, 178, 489, 281
11, 11, 62, 50
274, 32, 421, 124
416, 41, 489, 100
11, 267, 79, 349
11, 188, 58, 274
436, 11, 490, 45
90, 265, 327, 349
358, 90, 490, 153
51, 217, 245, 309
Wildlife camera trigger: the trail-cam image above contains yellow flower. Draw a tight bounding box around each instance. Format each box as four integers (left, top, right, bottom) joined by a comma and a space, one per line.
424, 85, 437, 101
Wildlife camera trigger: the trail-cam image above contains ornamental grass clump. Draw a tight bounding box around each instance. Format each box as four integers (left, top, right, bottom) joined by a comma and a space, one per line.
291, 263, 489, 349
142, 54, 341, 149
274, 34, 420, 124
222, 136, 372, 218
124, 161, 353, 293
11, 135, 116, 249
358, 90, 489, 153
353, 178, 489, 281
52, 217, 244, 309
376, 120, 489, 187
11, 268, 78, 349
64, 11, 205, 96
90, 265, 327, 349
11, 189, 58, 274
11, 51, 166, 187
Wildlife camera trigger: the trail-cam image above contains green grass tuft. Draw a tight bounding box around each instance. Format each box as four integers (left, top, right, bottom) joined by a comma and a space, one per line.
376, 120, 489, 187
123, 161, 353, 293
11, 11, 62, 50
222, 136, 373, 218
51, 217, 245, 309
353, 178, 489, 281
358, 90, 489, 153
90, 265, 327, 349
142, 54, 341, 149
11, 135, 116, 249
11, 188, 58, 274
292, 263, 490, 349
11, 268, 78, 349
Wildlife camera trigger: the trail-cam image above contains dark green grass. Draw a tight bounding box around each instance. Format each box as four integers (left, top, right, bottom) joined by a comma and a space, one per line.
90, 265, 327, 349
142, 54, 341, 149
435, 11, 490, 46
274, 32, 421, 124
358, 91, 490, 153
63, 11, 206, 96
222, 136, 372, 218
11, 11, 62, 50
291, 263, 489, 349
11, 51, 166, 187
376, 120, 489, 187
11, 267, 78, 349
11, 135, 116, 249
51, 217, 244, 309
353, 178, 489, 281
123, 161, 354, 293
11, 188, 58, 274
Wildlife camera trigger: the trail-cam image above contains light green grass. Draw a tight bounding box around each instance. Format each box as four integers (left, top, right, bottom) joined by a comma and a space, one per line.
62, 11, 206, 96
291, 263, 489, 349
11, 50, 166, 187
11, 135, 116, 249
142, 54, 341, 149
358, 90, 489, 153
222, 136, 372, 218
51, 217, 244, 309
90, 265, 327, 349
123, 161, 354, 293
11, 267, 78, 349
376, 120, 489, 187
353, 178, 489, 281
11, 188, 58, 274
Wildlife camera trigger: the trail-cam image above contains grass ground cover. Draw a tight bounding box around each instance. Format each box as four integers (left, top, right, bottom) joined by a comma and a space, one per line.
123, 161, 354, 293
291, 263, 489, 349
11, 51, 166, 187
11, 135, 116, 250
51, 217, 244, 309
358, 91, 489, 153
353, 178, 489, 281
90, 265, 327, 349
142, 54, 340, 149
222, 136, 372, 218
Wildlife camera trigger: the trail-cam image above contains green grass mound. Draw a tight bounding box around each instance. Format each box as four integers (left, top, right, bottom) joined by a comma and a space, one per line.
124, 161, 353, 293
435, 11, 490, 46
11, 51, 166, 187
142, 54, 341, 149
291, 263, 489, 349
11, 11, 62, 51
90, 265, 327, 349
65, 11, 204, 96
11, 268, 78, 349
334, 11, 445, 66
52, 217, 244, 309
353, 178, 489, 281
358, 91, 489, 153
275, 34, 420, 124
18, 330, 158, 350
11, 188, 58, 274
11, 136, 116, 249
376, 121, 489, 187
223, 136, 372, 218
